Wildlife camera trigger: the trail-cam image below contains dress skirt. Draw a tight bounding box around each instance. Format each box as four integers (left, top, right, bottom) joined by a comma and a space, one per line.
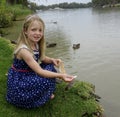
6, 62, 56, 108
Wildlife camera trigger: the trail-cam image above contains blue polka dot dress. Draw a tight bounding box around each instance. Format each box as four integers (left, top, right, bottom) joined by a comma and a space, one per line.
6, 45, 56, 108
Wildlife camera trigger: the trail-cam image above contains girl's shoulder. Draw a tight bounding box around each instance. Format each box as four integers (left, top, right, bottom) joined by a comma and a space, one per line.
14, 44, 29, 55
20, 44, 28, 48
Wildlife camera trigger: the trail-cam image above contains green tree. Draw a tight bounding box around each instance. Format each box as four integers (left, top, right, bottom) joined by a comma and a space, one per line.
92, 0, 120, 7
6, 0, 28, 6
0, 0, 6, 6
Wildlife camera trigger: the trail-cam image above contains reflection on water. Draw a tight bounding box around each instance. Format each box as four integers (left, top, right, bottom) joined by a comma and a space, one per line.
37, 8, 120, 117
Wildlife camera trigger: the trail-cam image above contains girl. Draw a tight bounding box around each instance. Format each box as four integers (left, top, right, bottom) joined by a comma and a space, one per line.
6, 15, 74, 108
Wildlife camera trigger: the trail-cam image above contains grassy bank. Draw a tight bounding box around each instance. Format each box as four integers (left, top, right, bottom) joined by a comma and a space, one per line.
0, 37, 104, 117
2, 19, 24, 41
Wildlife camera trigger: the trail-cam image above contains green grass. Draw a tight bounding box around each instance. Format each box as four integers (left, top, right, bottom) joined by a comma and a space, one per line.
3, 19, 24, 41
1, 12, 32, 41
0, 37, 104, 117
7, 4, 33, 19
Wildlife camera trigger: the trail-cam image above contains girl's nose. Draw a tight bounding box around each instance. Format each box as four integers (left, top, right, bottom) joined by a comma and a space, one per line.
36, 30, 40, 34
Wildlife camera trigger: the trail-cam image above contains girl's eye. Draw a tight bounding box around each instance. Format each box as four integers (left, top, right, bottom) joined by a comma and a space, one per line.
31, 28, 36, 31
39, 29, 42, 32
31, 28, 42, 32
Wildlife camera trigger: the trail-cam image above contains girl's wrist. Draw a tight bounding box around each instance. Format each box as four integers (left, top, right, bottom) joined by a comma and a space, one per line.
57, 73, 63, 80
51, 58, 55, 63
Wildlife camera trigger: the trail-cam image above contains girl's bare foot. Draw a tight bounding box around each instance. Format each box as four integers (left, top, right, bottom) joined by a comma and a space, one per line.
50, 94, 55, 99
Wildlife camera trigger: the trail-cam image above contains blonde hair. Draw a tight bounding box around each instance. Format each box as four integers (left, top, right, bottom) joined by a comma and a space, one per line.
15, 14, 46, 60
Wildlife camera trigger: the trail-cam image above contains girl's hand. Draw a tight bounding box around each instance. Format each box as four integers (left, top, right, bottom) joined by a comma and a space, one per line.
62, 74, 75, 82
52, 58, 62, 67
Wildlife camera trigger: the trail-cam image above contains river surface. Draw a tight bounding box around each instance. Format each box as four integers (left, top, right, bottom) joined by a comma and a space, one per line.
36, 8, 120, 117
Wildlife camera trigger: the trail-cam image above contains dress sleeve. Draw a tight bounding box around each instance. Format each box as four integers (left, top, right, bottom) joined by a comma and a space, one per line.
14, 44, 29, 56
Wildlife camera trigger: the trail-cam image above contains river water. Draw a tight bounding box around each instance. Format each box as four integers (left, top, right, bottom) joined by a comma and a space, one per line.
37, 8, 120, 117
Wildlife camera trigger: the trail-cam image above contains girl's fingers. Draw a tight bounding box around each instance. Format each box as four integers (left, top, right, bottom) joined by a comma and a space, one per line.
73, 75, 77, 78
65, 76, 75, 82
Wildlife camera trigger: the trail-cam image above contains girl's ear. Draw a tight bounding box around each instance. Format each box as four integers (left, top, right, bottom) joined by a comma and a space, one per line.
23, 28, 28, 35
24, 31, 27, 35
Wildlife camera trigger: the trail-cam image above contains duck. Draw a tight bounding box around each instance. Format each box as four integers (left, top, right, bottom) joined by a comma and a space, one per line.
10, 40, 17, 44
46, 42, 57, 48
73, 43, 80, 49
53, 21, 57, 24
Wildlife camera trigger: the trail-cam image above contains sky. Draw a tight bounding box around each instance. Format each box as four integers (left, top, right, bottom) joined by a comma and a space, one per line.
29, 0, 91, 6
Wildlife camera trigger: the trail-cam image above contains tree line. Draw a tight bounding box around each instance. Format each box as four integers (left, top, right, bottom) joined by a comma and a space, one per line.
28, 0, 120, 10
34, 2, 92, 10
92, 0, 120, 7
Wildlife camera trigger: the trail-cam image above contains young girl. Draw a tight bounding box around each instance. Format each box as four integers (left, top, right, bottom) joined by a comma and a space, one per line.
6, 14, 74, 108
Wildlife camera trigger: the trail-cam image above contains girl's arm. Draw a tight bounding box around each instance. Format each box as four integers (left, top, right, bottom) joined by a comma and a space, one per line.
17, 49, 74, 82
42, 56, 61, 67
42, 56, 53, 63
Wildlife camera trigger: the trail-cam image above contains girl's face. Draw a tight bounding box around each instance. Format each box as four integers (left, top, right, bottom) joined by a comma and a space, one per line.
25, 20, 44, 44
